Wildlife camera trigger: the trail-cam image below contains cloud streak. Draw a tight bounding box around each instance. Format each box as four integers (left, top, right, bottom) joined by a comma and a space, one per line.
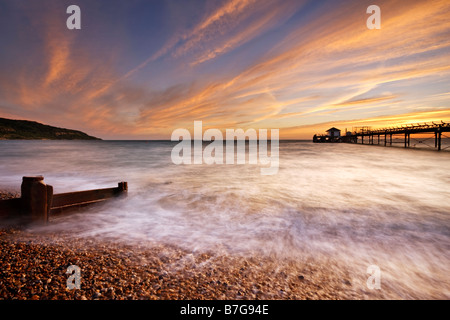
135, 0, 450, 136
0, 0, 449, 139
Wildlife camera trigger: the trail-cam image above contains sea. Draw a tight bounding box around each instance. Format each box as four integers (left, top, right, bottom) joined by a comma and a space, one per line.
0, 140, 449, 299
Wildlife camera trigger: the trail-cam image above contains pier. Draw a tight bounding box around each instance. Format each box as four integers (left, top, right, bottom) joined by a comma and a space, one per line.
313, 121, 450, 151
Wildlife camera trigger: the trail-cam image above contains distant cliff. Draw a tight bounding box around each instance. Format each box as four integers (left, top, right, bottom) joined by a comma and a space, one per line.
0, 118, 101, 140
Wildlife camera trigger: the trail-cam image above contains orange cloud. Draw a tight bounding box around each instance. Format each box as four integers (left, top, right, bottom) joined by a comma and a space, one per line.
160, 0, 450, 132
2, 0, 449, 140
62, 0, 450, 138
44, 39, 70, 86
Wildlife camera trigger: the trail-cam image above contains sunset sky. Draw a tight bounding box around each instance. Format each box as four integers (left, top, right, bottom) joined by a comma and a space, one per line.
0, 0, 449, 139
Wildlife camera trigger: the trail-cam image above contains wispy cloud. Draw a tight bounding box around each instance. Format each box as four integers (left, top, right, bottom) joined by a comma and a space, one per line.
134, 0, 450, 135
0, 0, 449, 139
331, 94, 399, 109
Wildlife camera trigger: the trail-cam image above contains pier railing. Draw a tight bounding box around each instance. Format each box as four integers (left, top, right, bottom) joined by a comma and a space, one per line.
353, 121, 449, 134
0, 176, 127, 224
347, 121, 449, 150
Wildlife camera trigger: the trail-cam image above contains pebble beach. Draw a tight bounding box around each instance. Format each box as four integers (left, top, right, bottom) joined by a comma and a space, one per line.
1, 228, 381, 300
0, 191, 384, 301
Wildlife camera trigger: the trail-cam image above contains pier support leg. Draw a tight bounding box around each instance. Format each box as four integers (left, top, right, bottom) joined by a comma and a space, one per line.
384, 134, 387, 146
21, 176, 53, 223
435, 131, 438, 148
438, 130, 442, 151
390, 134, 392, 146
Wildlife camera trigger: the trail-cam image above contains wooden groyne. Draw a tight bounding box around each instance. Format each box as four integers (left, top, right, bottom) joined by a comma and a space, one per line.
313, 121, 450, 151
0, 176, 127, 224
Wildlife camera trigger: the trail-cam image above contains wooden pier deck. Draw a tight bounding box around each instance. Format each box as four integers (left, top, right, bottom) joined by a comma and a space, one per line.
313, 121, 450, 151
348, 121, 450, 151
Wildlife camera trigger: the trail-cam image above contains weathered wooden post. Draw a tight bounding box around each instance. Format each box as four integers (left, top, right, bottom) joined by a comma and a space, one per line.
21, 176, 53, 223
117, 182, 128, 195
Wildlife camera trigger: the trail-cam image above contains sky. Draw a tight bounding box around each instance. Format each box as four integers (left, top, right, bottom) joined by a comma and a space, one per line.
0, 0, 449, 139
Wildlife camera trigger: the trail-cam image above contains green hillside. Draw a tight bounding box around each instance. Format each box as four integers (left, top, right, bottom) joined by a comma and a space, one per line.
0, 118, 101, 140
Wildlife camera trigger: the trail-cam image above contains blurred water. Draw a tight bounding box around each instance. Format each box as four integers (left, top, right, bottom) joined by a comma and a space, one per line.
0, 140, 449, 298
